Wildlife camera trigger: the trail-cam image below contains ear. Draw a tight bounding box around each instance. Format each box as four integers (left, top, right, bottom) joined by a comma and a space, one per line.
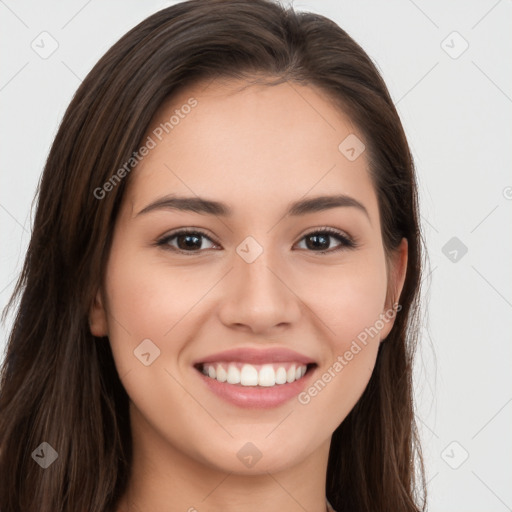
379, 238, 408, 341
89, 288, 109, 337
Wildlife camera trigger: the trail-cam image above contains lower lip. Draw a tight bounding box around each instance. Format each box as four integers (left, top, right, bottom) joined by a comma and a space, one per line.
196, 366, 316, 409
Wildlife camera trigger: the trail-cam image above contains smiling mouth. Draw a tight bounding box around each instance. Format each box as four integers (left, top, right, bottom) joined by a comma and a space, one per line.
194, 362, 317, 387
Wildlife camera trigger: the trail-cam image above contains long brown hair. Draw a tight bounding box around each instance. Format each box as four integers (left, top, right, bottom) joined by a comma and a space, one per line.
0, 1, 426, 510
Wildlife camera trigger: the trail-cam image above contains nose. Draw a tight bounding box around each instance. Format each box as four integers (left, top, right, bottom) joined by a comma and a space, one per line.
217, 247, 301, 335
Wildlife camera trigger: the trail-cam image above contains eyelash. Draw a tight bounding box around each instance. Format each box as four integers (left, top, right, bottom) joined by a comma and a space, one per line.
155, 227, 357, 255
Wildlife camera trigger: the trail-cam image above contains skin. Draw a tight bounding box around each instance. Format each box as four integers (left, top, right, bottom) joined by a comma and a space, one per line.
89, 77, 408, 512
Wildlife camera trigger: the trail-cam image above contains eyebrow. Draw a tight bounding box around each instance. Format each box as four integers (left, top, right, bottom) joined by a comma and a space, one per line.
136, 193, 370, 221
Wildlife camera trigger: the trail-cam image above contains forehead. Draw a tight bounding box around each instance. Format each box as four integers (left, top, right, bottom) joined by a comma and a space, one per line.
125, 78, 378, 223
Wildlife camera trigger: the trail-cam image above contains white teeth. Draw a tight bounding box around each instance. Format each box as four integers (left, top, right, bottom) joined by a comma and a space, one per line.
240, 364, 259, 386
202, 362, 308, 387
227, 365, 241, 384
258, 365, 276, 387
216, 365, 227, 382
275, 367, 287, 385
286, 364, 296, 383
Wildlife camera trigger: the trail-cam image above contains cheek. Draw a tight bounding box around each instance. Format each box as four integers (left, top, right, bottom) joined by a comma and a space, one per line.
301, 251, 389, 346
100, 242, 197, 383
294, 252, 388, 419
104, 247, 203, 341
102, 249, 211, 441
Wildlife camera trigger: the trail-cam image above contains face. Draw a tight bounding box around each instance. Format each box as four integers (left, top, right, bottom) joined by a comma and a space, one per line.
90, 77, 407, 476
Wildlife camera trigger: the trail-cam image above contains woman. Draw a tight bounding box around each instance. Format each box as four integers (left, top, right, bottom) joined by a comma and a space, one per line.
0, 0, 426, 510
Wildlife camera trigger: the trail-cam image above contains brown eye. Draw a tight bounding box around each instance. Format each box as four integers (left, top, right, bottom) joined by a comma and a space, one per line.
157, 230, 218, 253
296, 228, 356, 253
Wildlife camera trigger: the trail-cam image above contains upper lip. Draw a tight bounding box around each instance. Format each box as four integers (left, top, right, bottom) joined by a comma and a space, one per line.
194, 347, 316, 366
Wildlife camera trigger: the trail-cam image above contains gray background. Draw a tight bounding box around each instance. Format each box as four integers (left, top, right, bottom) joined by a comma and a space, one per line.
1, 1, 511, 510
